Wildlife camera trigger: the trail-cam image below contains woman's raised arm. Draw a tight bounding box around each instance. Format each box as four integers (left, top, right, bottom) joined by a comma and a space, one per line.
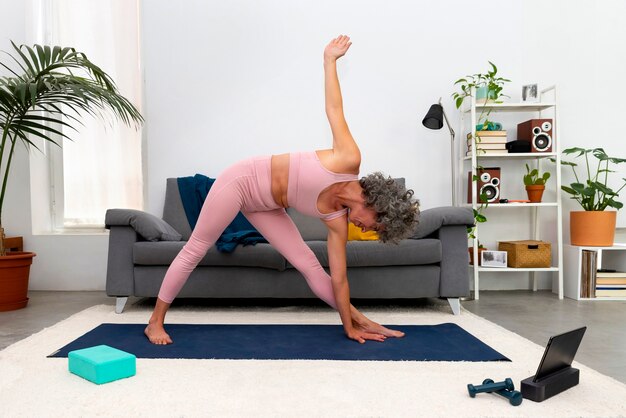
323, 35, 360, 166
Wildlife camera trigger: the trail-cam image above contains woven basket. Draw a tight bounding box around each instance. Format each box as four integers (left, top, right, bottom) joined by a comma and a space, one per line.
497, 240, 551, 268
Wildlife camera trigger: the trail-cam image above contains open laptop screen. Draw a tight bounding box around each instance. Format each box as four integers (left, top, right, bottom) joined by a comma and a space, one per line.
533, 327, 587, 382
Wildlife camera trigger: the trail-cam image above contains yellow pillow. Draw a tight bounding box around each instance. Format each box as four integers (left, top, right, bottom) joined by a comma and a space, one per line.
347, 222, 379, 241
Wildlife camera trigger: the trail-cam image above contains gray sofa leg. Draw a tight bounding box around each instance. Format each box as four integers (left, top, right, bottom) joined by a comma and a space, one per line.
115, 297, 128, 314
447, 298, 461, 315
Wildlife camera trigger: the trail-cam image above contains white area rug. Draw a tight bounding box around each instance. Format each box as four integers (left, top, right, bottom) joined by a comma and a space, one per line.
1, 304, 625, 418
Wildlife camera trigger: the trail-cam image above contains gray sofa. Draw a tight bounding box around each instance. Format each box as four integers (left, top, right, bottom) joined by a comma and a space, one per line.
105, 178, 474, 315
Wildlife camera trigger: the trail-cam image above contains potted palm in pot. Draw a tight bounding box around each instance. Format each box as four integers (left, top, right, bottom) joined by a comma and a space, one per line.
557, 147, 626, 246
0, 41, 143, 311
523, 163, 550, 203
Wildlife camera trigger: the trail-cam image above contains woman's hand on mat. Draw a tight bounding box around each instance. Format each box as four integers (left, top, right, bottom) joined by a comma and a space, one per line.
346, 327, 386, 344
324, 35, 352, 61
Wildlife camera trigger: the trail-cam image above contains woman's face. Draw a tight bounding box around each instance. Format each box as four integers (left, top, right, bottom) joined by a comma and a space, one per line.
349, 203, 381, 233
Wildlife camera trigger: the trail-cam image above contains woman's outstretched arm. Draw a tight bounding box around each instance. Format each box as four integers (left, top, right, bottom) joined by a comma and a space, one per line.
324, 35, 360, 166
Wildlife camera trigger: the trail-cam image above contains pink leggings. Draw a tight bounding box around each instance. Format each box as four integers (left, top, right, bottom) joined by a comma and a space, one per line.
157, 155, 337, 309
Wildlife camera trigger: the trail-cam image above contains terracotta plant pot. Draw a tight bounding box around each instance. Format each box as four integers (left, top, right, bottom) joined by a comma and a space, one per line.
469, 247, 486, 265
0, 251, 36, 311
570, 211, 617, 246
525, 185, 545, 203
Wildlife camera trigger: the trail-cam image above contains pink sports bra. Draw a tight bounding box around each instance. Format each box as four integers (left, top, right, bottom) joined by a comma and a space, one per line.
287, 151, 359, 221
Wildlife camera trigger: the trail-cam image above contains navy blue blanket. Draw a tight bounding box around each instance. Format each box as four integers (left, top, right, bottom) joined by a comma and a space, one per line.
49, 323, 510, 361
177, 174, 267, 253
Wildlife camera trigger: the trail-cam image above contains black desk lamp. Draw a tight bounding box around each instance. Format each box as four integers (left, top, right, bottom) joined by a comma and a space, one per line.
422, 98, 456, 205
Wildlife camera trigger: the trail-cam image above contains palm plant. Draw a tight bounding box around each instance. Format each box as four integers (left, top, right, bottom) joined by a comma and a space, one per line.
0, 41, 143, 255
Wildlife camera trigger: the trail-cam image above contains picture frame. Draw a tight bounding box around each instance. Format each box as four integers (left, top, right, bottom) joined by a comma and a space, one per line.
481, 250, 508, 268
522, 84, 539, 103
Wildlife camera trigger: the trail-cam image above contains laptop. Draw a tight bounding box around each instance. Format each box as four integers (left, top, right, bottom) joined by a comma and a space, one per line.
533, 326, 587, 382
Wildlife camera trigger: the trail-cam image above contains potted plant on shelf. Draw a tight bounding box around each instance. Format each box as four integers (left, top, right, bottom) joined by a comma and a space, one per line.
556, 147, 626, 246
523, 164, 551, 203
452, 61, 511, 109
0, 41, 143, 311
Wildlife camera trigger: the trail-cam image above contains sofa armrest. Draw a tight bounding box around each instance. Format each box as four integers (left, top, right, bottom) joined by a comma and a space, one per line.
106, 226, 138, 297
105, 208, 182, 242
438, 225, 470, 298
411, 207, 474, 239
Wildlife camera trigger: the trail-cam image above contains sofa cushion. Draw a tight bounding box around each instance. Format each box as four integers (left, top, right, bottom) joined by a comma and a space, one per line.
133, 242, 286, 270
105, 209, 182, 242
286, 239, 441, 269
411, 207, 474, 239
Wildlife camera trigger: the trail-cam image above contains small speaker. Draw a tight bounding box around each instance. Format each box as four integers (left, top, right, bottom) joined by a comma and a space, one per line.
467, 167, 501, 203
517, 119, 553, 152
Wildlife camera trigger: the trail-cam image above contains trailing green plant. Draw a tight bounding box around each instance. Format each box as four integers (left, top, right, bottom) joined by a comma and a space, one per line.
467, 206, 487, 241
467, 182, 489, 241
523, 164, 551, 186
0, 41, 144, 255
552, 147, 626, 211
453, 62, 510, 240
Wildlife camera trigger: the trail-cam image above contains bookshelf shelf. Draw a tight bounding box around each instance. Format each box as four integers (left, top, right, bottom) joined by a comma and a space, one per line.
462, 203, 558, 208
464, 102, 556, 113
472, 266, 559, 273
563, 244, 626, 301
463, 152, 557, 160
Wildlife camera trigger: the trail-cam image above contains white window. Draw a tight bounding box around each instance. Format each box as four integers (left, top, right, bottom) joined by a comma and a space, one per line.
33, 0, 143, 229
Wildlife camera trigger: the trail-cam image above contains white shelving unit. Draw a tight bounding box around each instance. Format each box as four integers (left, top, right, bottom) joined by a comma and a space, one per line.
563, 244, 626, 301
458, 86, 563, 300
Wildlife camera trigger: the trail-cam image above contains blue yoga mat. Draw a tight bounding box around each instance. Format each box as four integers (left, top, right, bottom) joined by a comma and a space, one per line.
49, 323, 509, 361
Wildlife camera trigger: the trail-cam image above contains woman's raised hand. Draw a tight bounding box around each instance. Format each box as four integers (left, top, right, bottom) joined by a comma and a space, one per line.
324, 35, 352, 61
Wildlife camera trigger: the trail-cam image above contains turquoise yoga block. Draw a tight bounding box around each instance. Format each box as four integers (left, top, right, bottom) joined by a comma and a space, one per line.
68, 345, 136, 384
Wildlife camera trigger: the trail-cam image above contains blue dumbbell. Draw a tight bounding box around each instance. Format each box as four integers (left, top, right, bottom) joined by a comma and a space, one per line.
467, 378, 515, 398
494, 388, 523, 406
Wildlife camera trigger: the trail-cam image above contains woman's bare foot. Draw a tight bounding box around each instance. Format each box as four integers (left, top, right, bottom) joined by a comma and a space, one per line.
145, 322, 173, 345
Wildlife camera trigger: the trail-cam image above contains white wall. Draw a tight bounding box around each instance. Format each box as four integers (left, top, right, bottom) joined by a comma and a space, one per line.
2, 0, 626, 291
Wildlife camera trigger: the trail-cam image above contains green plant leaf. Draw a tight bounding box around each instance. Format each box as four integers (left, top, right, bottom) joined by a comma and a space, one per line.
590, 181, 616, 196
582, 187, 596, 197
562, 147, 587, 156
593, 148, 609, 161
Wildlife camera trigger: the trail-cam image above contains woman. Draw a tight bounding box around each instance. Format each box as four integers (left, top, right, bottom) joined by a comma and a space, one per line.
145, 35, 419, 345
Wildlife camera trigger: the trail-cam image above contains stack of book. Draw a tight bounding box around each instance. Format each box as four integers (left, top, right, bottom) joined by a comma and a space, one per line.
466, 131, 508, 156
596, 270, 626, 297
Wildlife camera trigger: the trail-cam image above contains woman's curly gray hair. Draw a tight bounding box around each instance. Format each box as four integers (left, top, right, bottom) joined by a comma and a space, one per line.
359, 172, 420, 244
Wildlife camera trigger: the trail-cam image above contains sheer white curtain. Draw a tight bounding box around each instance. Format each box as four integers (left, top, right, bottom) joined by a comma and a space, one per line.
37, 0, 143, 227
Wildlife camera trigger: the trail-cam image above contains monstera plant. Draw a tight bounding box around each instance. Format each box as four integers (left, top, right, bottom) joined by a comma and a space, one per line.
557, 147, 626, 246
0, 41, 143, 310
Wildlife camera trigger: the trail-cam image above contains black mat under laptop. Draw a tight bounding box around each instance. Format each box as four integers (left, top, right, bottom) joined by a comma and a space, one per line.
49, 323, 510, 361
